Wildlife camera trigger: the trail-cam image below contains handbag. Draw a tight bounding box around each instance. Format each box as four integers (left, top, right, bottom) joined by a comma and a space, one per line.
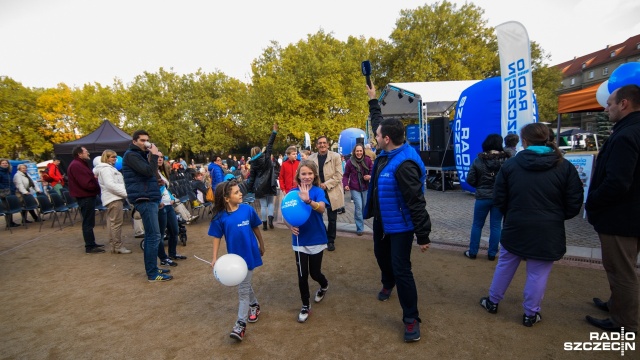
0, 188, 10, 198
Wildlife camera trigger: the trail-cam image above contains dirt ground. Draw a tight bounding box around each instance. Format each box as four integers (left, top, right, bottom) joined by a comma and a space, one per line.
0, 217, 633, 360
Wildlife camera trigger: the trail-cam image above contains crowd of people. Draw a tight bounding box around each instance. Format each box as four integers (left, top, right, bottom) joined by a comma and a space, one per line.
1, 83, 638, 345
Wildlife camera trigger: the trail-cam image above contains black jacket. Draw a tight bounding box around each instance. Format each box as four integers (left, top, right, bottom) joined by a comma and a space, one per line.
246, 131, 277, 198
586, 111, 640, 236
494, 149, 583, 261
467, 151, 509, 199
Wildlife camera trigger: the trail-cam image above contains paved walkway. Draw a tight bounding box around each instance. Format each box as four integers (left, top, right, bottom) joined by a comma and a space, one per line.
268, 188, 615, 263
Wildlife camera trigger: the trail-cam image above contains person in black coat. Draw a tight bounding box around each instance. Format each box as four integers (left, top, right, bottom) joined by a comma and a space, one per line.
464, 134, 509, 261
585, 84, 640, 333
246, 123, 278, 230
478, 123, 583, 327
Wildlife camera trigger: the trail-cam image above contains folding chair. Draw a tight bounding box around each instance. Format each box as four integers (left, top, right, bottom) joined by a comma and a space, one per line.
94, 196, 107, 228
186, 190, 204, 220
0, 199, 12, 234
122, 199, 132, 223
5, 195, 26, 228
49, 193, 74, 228
21, 194, 41, 229
35, 194, 59, 231
61, 190, 80, 222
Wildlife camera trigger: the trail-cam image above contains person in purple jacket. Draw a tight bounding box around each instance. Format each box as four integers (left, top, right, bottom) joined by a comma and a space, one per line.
67, 146, 103, 254
342, 143, 373, 236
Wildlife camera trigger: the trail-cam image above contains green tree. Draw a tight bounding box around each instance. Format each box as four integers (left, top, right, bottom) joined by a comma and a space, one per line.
0, 77, 49, 159
36, 83, 78, 146
381, 1, 498, 83
246, 31, 374, 147
531, 42, 563, 122
72, 81, 128, 134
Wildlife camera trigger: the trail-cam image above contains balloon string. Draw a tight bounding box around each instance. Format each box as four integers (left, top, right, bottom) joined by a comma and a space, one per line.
296, 235, 302, 278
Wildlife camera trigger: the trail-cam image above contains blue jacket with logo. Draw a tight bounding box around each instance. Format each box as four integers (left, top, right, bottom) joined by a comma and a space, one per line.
364, 142, 431, 243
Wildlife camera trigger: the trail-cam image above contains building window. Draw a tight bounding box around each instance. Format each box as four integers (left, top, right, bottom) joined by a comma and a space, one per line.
582, 63, 586, 69
588, 71, 594, 79
637, 42, 640, 50
603, 67, 609, 75
571, 78, 575, 85
610, 51, 616, 58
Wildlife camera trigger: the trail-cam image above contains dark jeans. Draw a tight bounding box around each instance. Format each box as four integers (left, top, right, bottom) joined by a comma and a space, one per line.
295, 251, 328, 307
76, 196, 97, 248
157, 205, 179, 259
373, 218, 420, 321
136, 201, 161, 278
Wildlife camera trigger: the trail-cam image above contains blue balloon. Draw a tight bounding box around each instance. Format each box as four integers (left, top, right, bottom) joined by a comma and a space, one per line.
224, 173, 235, 181
338, 128, 367, 156
280, 191, 311, 227
114, 155, 123, 170
608, 62, 640, 93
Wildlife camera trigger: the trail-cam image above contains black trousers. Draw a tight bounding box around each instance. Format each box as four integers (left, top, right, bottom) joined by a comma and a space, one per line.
76, 196, 97, 248
295, 251, 328, 307
326, 208, 337, 243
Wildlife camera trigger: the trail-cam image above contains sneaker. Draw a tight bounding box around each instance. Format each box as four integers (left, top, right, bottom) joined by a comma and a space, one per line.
170, 254, 187, 260
523, 312, 542, 327
464, 250, 476, 259
158, 269, 171, 274
248, 304, 261, 323
314, 286, 328, 303
403, 318, 421, 342
86, 247, 106, 254
327, 243, 335, 251
378, 287, 392, 301
480, 296, 498, 314
148, 273, 173, 282
230, 321, 246, 341
297, 306, 310, 323
160, 258, 178, 267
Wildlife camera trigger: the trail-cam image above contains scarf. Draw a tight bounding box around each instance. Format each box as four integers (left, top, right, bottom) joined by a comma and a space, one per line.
22, 171, 35, 190
350, 155, 369, 189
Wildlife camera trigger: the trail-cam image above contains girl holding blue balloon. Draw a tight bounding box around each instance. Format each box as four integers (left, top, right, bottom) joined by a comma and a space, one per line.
208, 179, 265, 341
282, 160, 330, 323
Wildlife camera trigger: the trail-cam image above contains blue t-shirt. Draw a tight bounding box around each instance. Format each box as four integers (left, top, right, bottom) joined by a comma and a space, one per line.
290, 186, 328, 247
208, 204, 263, 270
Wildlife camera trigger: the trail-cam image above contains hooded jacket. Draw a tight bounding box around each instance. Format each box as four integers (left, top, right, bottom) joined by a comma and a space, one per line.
93, 162, 127, 206
493, 149, 583, 261
466, 151, 510, 199
246, 131, 278, 198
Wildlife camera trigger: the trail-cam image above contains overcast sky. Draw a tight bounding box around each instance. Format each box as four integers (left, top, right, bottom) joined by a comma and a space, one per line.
1, 0, 638, 89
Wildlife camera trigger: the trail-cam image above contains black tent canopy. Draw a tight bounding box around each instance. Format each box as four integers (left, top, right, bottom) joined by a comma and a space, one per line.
53, 120, 132, 171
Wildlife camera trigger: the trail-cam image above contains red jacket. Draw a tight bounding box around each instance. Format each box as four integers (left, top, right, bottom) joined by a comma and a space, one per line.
67, 158, 100, 198
46, 162, 64, 187
278, 159, 299, 194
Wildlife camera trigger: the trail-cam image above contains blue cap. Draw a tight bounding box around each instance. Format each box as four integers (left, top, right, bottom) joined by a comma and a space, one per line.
224, 174, 235, 181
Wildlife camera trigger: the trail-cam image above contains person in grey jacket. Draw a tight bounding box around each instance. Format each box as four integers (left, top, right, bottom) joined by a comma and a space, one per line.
464, 134, 509, 261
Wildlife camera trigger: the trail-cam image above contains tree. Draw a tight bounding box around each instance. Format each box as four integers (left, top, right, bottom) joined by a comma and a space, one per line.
530, 42, 563, 122
72, 81, 127, 134
381, 1, 498, 84
0, 77, 49, 159
36, 83, 78, 146
246, 31, 375, 148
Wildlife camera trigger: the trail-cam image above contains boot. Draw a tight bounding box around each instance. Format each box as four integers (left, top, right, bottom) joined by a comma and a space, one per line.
268, 216, 274, 229
262, 221, 268, 231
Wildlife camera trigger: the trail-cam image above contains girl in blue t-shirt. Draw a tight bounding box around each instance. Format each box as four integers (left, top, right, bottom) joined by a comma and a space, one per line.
286, 160, 330, 323
208, 179, 265, 341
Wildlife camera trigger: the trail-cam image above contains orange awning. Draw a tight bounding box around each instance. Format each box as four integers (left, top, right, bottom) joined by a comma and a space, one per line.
557, 82, 605, 114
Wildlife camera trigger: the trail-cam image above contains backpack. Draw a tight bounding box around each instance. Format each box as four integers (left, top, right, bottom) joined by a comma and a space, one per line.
205, 186, 215, 203
41, 166, 54, 182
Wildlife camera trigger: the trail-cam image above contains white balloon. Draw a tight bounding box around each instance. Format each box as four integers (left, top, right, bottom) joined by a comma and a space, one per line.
596, 80, 610, 108
213, 254, 248, 286
93, 156, 102, 167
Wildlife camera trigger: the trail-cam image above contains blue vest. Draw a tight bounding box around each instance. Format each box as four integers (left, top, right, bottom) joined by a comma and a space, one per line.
122, 147, 161, 203
371, 142, 426, 234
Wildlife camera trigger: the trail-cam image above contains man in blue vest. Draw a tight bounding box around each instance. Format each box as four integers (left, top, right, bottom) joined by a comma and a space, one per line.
364, 81, 432, 342
122, 130, 172, 282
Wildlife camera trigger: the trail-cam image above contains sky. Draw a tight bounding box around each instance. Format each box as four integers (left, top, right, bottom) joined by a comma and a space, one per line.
1, 0, 639, 89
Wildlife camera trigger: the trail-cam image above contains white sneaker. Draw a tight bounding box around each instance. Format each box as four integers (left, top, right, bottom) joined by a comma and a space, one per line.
297, 306, 310, 323
314, 286, 328, 303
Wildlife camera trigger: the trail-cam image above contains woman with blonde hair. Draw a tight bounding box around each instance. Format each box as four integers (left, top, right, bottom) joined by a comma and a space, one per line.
93, 150, 131, 254
13, 163, 41, 223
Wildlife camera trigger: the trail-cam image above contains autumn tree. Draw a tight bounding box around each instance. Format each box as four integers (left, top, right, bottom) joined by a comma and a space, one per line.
36, 83, 78, 146
531, 42, 563, 122
0, 77, 50, 159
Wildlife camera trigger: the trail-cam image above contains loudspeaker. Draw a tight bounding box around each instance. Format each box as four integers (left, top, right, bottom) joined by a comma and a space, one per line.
426, 150, 454, 167
430, 117, 452, 151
